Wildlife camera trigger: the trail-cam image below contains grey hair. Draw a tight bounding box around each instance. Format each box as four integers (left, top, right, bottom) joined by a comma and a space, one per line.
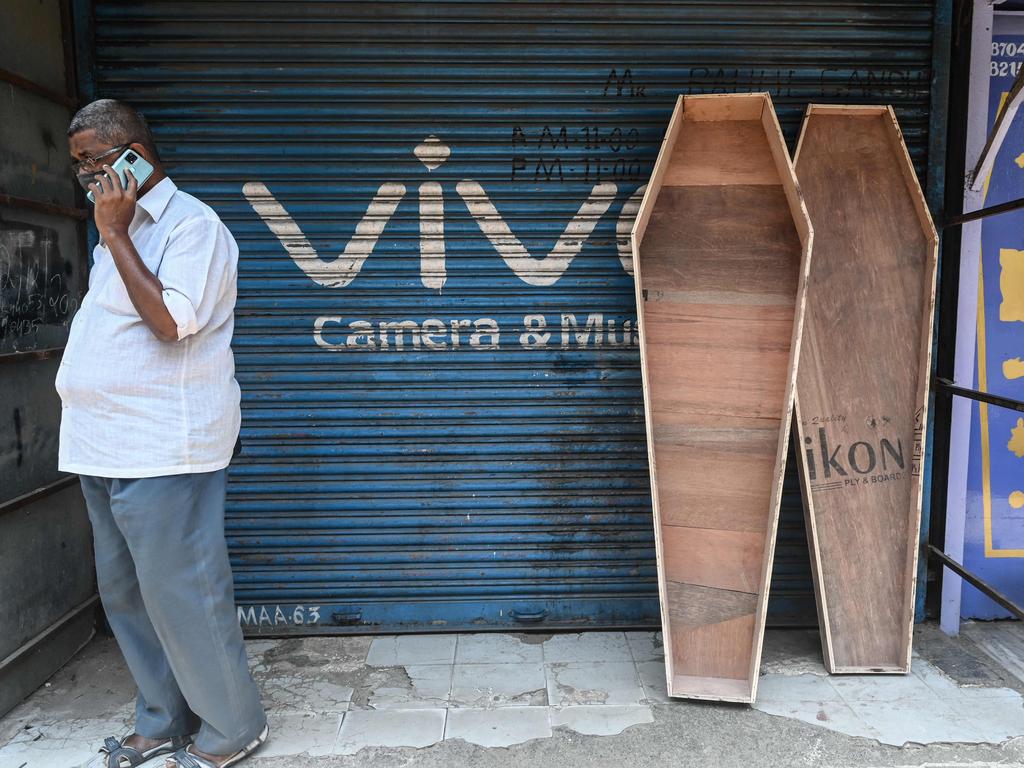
67, 99, 161, 162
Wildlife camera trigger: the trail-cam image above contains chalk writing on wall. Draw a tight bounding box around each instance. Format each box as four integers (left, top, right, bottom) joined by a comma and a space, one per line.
0, 221, 77, 351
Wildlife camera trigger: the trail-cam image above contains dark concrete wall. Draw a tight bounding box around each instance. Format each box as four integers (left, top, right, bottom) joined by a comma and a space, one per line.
0, 0, 95, 717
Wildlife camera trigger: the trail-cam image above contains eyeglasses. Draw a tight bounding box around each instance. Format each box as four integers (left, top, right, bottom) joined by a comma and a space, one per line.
71, 144, 130, 175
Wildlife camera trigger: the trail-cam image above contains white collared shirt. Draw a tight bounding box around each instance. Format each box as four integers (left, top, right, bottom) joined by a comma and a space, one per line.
56, 177, 241, 478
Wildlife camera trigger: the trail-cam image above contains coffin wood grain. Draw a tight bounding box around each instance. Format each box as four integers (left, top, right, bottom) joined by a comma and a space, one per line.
792, 105, 938, 674
662, 526, 765, 593
631, 93, 813, 703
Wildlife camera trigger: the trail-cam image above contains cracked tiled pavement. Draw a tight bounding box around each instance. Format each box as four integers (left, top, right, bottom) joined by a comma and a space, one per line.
1, 624, 1024, 767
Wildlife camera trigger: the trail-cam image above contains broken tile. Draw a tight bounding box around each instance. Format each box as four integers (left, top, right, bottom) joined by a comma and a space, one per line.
367, 664, 452, 710
450, 662, 547, 707
625, 631, 663, 663
845, 696, 982, 746
9, 626, 1024, 764
259, 712, 343, 757
245, 639, 279, 658
912, 653, 974, 698
829, 671, 936, 703
759, 630, 828, 676
755, 697, 870, 739
334, 708, 446, 754
753, 658, 1024, 747
551, 704, 654, 735
257, 673, 353, 714
542, 632, 633, 663
455, 633, 544, 664
635, 660, 671, 704
445, 706, 551, 748
0, 638, 133, 728
754, 673, 842, 705
0, 715, 132, 768
956, 691, 1024, 743
366, 635, 457, 667
545, 661, 645, 706
290, 635, 374, 665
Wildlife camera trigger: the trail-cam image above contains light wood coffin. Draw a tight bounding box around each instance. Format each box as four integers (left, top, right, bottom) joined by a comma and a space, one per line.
631, 93, 813, 703
792, 105, 938, 674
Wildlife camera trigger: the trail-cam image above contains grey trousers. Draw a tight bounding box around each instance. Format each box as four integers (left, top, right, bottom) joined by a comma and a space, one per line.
80, 469, 266, 754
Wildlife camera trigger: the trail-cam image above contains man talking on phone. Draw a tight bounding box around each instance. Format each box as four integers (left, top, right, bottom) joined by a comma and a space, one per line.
59, 99, 268, 768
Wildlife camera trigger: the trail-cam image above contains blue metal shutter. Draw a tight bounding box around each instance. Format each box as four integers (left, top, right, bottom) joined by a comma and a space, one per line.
87, 1, 938, 633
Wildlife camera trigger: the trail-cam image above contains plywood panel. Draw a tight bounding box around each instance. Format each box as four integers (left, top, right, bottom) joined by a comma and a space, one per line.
793, 106, 937, 674
631, 93, 813, 703
665, 122, 781, 187
654, 444, 775, 532
662, 526, 765, 593
681, 93, 767, 122
667, 582, 757, 684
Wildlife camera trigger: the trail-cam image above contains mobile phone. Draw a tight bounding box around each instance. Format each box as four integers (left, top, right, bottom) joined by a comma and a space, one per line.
86, 148, 155, 203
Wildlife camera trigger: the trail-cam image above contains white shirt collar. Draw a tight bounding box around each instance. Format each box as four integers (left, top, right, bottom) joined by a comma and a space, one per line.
136, 176, 177, 223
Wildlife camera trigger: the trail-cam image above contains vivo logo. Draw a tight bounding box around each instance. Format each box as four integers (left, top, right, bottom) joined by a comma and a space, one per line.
244, 136, 645, 291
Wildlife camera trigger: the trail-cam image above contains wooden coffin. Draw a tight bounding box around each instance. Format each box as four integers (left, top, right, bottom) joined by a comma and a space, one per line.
631, 93, 813, 703
792, 105, 937, 674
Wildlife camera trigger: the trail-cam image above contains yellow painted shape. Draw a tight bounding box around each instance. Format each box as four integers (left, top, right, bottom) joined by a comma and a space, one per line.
1010, 418, 1024, 458
999, 248, 1024, 322
1011, 491, 1024, 510
1017, 152, 1024, 169
978, 91, 1024, 558
978, 261, 997, 556
1004, 358, 1024, 380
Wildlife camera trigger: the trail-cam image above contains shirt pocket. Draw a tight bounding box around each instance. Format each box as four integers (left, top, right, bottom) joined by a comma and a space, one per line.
96, 236, 165, 316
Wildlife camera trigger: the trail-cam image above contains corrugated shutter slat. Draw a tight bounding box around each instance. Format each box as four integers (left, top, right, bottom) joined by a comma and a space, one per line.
91, 0, 936, 633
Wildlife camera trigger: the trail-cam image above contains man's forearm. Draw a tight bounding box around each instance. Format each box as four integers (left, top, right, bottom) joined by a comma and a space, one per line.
105, 232, 179, 342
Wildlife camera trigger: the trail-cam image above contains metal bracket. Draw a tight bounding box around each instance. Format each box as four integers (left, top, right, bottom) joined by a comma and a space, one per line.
934, 377, 1024, 413
942, 196, 1024, 229
927, 544, 1024, 621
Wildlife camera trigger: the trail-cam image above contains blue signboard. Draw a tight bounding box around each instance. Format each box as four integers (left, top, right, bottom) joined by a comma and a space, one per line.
963, 26, 1024, 618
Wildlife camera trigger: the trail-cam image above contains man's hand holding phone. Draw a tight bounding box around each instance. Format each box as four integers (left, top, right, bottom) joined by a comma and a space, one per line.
89, 163, 138, 243
84, 157, 179, 342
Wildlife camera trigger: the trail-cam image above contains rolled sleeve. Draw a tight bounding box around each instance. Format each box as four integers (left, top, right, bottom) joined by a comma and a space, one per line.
162, 287, 199, 340
158, 217, 236, 340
